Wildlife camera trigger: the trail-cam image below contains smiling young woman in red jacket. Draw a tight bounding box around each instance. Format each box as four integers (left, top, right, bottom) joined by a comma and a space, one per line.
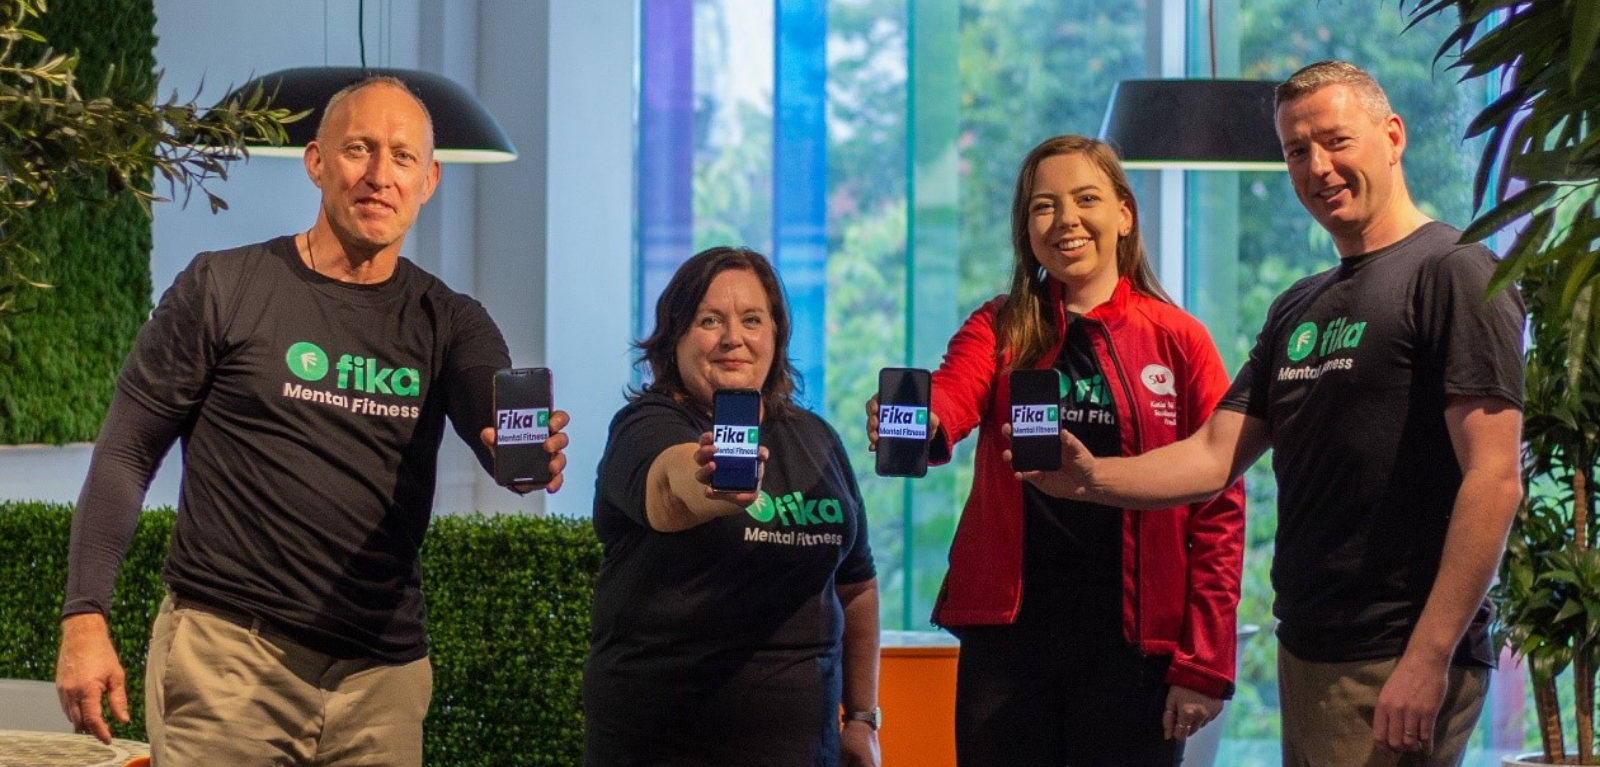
872, 135, 1244, 766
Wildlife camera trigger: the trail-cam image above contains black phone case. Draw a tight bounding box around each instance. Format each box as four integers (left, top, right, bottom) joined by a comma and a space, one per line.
875, 367, 932, 478
493, 368, 553, 486
711, 389, 762, 492
1008, 368, 1062, 472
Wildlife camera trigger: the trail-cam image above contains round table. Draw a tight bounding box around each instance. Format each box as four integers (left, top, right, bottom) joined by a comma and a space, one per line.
0, 730, 149, 767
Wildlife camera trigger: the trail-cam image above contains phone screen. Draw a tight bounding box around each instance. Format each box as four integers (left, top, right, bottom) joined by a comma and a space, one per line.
711, 389, 762, 492
493, 367, 553, 486
1008, 368, 1062, 472
876, 367, 931, 478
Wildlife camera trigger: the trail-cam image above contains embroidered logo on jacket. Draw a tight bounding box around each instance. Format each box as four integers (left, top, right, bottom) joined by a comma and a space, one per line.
1140, 364, 1176, 397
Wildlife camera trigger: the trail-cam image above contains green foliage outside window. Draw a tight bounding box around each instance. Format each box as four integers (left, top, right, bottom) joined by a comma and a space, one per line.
0, 502, 599, 765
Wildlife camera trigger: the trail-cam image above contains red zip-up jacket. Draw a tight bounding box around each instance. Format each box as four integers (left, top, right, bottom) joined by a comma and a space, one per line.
929, 277, 1246, 699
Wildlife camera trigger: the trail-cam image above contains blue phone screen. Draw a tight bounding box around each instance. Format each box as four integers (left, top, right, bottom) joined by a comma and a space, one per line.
711, 390, 761, 491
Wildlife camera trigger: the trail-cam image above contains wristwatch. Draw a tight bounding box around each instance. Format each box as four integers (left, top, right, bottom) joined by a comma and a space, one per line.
842, 708, 881, 731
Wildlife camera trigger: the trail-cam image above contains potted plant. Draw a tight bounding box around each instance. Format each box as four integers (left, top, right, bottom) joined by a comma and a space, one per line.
1495, 262, 1600, 765
1399, 1, 1600, 763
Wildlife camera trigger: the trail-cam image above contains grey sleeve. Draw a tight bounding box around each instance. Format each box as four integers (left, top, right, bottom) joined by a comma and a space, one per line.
62, 391, 185, 617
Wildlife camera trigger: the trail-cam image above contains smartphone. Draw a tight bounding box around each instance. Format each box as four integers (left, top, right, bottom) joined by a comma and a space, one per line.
876, 367, 932, 478
1008, 368, 1062, 472
711, 388, 762, 492
493, 367, 553, 486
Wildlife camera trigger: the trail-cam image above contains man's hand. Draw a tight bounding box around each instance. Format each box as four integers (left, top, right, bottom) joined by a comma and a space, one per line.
691, 432, 768, 506
1002, 425, 1097, 499
55, 613, 128, 744
479, 408, 570, 494
840, 720, 881, 767
1373, 651, 1447, 754
1162, 685, 1223, 741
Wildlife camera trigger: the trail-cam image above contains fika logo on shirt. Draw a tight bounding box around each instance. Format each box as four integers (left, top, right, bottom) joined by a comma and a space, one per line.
1287, 316, 1367, 362
283, 341, 422, 396
745, 489, 844, 526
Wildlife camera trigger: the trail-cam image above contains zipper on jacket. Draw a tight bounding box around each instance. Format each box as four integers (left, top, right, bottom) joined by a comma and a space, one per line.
1091, 320, 1146, 645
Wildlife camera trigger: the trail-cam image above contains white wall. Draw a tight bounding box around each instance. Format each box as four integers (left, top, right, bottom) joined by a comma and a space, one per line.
0, 0, 636, 519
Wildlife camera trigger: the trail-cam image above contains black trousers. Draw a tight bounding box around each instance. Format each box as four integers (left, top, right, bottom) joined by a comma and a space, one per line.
953, 618, 1184, 767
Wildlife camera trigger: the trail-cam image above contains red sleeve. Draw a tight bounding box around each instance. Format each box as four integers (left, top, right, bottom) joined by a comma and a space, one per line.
1165, 319, 1247, 699
927, 297, 1006, 465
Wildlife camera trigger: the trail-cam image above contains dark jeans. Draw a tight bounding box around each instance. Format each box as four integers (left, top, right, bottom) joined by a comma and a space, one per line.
954, 619, 1183, 767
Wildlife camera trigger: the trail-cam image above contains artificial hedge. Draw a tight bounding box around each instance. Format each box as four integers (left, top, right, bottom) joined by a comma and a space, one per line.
0, 502, 600, 765
0, 0, 155, 444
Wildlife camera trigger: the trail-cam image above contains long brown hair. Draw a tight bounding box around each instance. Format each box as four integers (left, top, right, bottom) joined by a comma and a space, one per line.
632, 246, 799, 418
994, 135, 1170, 369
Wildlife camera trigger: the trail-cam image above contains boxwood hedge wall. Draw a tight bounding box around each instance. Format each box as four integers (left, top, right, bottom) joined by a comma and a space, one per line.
0, 0, 156, 444
0, 502, 599, 765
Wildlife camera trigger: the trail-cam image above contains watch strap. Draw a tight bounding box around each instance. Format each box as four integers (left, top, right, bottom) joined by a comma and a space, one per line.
842, 708, 881, 731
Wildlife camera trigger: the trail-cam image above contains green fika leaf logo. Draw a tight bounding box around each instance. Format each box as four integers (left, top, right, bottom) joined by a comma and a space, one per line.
1287, 322, 1319, 362
746, 427, 759, 443
286, 342, 329, 381
537, 410, 550, 427
747, 490, 777, 523
914, 409, 927, 425
1046, 406, 1058, 421
745, 490, 843, 526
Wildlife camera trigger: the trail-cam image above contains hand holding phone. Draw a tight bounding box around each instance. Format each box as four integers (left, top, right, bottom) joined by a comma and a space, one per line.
875, 367, 932, 477
710, 389, 762, 492
1008, 368, 1062, 472
493, 367, 554, 486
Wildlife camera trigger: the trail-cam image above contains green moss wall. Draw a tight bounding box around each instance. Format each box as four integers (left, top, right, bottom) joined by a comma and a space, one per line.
0, 0, 156, 443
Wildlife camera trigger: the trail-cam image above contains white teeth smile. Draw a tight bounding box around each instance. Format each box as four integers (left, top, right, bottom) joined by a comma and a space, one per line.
1061, 238, 1089, 250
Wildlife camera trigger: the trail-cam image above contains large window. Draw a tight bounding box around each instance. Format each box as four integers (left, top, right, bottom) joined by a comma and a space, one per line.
636, 1, 1515, 760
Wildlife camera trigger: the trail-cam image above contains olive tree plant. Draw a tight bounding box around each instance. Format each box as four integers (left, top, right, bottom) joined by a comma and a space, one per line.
0, 0, 297, 319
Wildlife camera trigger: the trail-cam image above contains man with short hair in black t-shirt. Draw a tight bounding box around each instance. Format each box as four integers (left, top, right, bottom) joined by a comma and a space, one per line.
53, 76, 569, 765
1016, 60, 1523, 766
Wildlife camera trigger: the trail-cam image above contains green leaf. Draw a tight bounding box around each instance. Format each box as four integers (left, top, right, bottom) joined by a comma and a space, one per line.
1464, 183, 1558, 243
1557, 249, 1600, 313
1473, 124, 1502, 212
1465, 85, 1526, 140
1489, 209, 1554, 296
1573, 0, 1600, 88
1569, 285, 1597, 396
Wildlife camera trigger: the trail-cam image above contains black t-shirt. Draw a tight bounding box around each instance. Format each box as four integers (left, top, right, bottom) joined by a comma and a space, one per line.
1020, 318, 1123, 637
585, 392, 875, 762
1219, 222, 1524, 664
116, 236, 509, 661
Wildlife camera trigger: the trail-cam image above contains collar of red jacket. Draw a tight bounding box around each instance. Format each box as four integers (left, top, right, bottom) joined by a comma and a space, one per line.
1045, 274, 1136, 326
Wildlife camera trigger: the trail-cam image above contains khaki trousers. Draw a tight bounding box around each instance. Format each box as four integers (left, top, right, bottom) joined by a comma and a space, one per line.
145, 595, 431, 767
1278, 644, 1488, 767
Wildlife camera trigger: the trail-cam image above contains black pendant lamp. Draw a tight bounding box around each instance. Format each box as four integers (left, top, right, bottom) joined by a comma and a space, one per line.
1098, 1, 1282, 172
1098, 78, 1282, 171
221, 66, 517, 164
215, 0, 515, 164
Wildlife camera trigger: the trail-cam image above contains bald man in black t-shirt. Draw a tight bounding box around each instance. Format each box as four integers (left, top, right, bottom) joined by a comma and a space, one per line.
54, 76, 569, 765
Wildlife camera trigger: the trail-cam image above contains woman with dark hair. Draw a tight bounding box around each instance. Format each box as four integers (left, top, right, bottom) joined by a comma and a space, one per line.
586, 246, 880, 767
868, 135, 1245, 765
